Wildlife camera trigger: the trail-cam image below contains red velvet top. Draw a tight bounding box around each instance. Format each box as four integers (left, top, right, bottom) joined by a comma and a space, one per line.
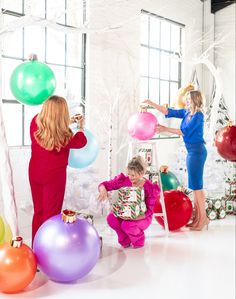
29, 115, 87, 179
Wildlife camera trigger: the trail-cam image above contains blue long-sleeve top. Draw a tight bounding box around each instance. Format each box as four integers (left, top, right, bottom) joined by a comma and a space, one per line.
165, 108, 205, 144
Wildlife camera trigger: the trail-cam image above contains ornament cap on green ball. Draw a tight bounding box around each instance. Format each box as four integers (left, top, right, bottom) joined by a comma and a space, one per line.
160, 165, 169, 173
28, 53, 38, 61
159, 165, 180, 191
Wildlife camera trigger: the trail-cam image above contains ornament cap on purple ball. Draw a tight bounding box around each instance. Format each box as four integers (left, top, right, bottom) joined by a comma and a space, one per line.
128, 108, 158, 140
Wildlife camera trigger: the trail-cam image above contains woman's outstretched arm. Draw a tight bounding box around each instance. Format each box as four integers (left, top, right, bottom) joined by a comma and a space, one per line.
142, 99, 168, 115
156, 124, 183, 136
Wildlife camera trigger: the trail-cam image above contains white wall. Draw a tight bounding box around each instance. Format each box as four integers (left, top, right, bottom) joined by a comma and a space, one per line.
214, 3, 236, 121
88, 0, 204, 181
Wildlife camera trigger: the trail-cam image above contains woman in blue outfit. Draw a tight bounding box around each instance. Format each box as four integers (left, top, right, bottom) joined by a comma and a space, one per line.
143, 90, 208, 230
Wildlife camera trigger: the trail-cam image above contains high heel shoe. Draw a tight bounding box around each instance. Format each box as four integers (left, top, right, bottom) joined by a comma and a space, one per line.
186, 217, 199, 227
190, 218, 210, 231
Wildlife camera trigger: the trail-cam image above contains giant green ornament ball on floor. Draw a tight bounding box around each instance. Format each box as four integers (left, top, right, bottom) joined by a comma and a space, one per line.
160, 166, 180, 191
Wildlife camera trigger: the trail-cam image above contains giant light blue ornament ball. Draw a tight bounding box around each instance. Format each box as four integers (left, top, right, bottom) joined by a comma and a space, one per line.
68, 128, 99, 168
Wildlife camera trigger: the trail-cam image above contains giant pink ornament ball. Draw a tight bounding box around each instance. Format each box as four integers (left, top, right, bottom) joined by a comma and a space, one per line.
128, 111, 158, 140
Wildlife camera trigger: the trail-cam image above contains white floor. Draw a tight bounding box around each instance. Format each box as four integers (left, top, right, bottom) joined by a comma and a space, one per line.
1, 216, 235, 299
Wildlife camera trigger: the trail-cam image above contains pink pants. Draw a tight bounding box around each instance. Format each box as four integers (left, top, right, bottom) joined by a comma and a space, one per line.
107, 212, 152, 247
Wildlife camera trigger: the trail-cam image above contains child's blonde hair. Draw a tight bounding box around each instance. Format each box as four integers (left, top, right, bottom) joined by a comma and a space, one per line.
127, 156, 147, 174
34, 95, 73, 151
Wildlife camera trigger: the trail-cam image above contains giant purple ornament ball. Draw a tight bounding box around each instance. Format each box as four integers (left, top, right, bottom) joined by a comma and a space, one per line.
33, 211, 101, 282
128, 111, 158, 140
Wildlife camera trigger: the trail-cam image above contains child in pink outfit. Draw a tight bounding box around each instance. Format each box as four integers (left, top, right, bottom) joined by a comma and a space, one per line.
98, 156, 160, 248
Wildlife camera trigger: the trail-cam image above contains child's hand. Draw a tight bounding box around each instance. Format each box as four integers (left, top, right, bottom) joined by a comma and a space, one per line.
98, 185, 108, 201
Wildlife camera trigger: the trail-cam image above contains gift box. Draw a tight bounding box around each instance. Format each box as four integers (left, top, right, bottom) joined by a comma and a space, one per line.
112, 187, 146, 220
206, 197, 227, 220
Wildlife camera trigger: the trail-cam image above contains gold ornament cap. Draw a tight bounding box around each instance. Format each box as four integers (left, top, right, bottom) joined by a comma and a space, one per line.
228, 120, 233, 127
62, 209, 77, 223
160, 165, 169, 173
11, 236, 23, 248
177, 186, 184, 192
139, 104, 148, 112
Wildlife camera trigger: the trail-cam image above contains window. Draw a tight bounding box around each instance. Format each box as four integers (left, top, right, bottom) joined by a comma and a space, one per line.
140, 10, 184, 139
140, 10, 184, 105
1, 0, 86, 146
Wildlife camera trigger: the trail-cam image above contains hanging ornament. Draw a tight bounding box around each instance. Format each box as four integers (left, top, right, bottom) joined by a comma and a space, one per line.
128, 105, 158, 140
33, 209, 101, 282
0, 236, 37, 294
10, 54, 56, 105
215, 121, 236, 162
159, 165, 181, 191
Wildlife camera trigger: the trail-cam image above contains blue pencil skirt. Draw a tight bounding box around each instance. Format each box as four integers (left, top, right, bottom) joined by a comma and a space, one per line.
185, 143, 207, 190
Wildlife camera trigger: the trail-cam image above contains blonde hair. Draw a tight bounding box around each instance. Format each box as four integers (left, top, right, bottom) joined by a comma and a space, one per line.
189, 90, 204, 114
174, 83, 195, 108
127, 156, 147, 174
34, 95, 73, 151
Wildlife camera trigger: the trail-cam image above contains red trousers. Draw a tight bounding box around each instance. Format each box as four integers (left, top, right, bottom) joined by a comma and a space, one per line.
29, 167, 66, 243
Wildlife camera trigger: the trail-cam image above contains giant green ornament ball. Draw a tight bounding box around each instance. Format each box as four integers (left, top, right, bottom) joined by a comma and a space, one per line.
10, 56, 56, 106
160, 166, 180, 191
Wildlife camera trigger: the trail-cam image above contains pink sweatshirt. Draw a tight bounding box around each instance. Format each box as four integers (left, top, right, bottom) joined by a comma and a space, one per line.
99, 173, 160, 217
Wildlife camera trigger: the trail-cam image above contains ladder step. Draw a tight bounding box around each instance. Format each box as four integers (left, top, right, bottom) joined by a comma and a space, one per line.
153, 213, 165, 216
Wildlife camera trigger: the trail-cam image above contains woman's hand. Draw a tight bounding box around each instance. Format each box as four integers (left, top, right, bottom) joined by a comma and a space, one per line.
71, 113, 83, 123
78, 116, 85, 130
142, 99, 154, 107
156, 124, 167, 134
98, 185, 108, 201
71, 114, 85, 130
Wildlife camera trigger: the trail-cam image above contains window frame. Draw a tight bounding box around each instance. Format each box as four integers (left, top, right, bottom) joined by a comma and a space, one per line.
140, 9, 185, 140
0, 1, 86, 147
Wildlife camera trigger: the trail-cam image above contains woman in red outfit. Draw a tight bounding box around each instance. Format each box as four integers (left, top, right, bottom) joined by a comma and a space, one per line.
29, 95, 87, 242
